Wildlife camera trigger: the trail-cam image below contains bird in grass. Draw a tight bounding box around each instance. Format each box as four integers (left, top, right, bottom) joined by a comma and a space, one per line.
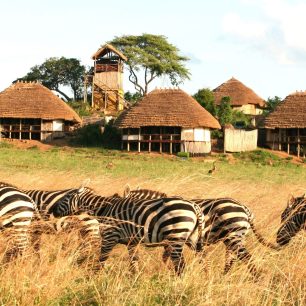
208, 162, 217, 174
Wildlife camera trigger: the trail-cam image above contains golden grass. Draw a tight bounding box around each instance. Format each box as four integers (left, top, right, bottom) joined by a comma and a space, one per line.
0, 152, 305, 305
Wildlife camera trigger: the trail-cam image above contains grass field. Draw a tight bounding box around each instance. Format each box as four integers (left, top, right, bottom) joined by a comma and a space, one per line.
0, 142, 305, 305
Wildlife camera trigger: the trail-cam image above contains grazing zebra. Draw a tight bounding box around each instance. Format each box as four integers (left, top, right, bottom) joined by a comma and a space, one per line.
22, 183, 101, 269
51, 187, 205, 276
277, 194, 306, 246
124, 187, 279, 274
0, 182, 35, 262
23, 187, 83, 219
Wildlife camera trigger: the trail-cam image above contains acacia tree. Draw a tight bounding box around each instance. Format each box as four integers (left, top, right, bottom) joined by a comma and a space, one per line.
110, 34, 190, 96
19, 57, 86, 101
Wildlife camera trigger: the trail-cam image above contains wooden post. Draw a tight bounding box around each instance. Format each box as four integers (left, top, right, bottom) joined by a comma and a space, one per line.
278, 129, 282, 151
127, 128, 130, 152
19, 119, 22, 140
170, 135, 173, 155
9, 125, 11, 139
160, 135, 162, 153
138, 128, 141, 153
287, 138, 290, 154
149, 135, 151, 153
30, 126, 32, 140
297, 128, 300, 158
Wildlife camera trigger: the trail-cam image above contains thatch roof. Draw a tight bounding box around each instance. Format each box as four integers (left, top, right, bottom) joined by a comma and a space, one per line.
264, 91, 306, 129
92, 44, 127, 61
0, 82, 81, 123
213, 77, 266, 107
115, 88, 221, 129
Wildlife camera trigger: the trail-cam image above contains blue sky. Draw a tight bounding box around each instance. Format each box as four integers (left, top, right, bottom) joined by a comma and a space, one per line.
1, 0, 306, 100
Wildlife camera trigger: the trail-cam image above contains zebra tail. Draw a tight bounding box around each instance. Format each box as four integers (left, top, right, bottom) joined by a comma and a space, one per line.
193, 202, 204, 252
250, 220, 280, 250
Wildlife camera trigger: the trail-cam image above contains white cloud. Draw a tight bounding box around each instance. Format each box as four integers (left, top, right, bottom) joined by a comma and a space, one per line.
223, 0, 306, 65
222, 13, 267, 39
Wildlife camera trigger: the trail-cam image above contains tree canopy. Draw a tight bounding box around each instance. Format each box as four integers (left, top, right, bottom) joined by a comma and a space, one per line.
264, 96, 282, 115
193, 88, 217, 116
110, 34, 190, 95
18, 57, 86, 101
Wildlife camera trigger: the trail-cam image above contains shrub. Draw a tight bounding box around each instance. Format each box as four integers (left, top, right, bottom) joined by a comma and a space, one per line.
72, 123, 121, 149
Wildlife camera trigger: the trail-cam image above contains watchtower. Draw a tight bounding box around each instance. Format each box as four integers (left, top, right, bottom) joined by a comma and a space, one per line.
90, 44, 127, 114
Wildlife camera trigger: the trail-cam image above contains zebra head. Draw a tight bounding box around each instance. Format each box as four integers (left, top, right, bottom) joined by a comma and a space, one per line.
277, 194, 306, 246
52, 186, 89, 218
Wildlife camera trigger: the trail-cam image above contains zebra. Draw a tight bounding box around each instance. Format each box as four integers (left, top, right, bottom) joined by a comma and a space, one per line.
123, 186, 279, 274
276, 194, 306, 246
0, 182, 35, 262
22, 183, 101, 269
51, 187, 205, 276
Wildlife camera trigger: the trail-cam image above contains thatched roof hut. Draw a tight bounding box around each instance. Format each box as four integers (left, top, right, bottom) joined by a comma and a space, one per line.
115, 88, 220, 129
0, 82, 81, 142
263, 91, 306, 157
213, 77, 265, 115
92, 43, 127, 61
264, 91, 306, 129
115, 88, 220, 155
0, 82, 81, 122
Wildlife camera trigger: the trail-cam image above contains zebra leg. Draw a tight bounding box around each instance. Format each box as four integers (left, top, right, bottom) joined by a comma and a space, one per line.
224, 246, 236, 274
99, 229, 120, 267
162, 244, 172, 264
197, 250, 211, 274
4, 225, 29, 263
224, 239, 257, 275
169, 243, 185, 276
127, 243, 140, 274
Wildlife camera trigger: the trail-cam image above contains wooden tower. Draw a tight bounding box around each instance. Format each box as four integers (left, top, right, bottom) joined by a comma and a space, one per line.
90, 44, 127, 114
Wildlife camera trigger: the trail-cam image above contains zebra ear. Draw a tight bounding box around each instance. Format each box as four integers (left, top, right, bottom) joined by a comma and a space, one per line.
123, 184, 131, 197
78, 178, 90, 192
287, 194, 294, 207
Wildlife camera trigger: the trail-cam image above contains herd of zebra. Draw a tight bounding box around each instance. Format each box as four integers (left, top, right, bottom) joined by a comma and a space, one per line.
0, 181, 305, 276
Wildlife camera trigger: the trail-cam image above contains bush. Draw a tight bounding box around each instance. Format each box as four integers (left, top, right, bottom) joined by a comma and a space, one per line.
177, 152, 189, 158
72, 123, 121, 149
233, 150, 281, 165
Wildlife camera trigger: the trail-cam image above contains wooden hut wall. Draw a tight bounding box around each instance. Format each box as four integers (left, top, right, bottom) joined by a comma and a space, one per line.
181, 128, 211, 153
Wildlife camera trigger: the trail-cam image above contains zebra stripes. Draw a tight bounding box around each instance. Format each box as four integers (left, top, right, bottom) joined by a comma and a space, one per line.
0, 182, 35, 262
22, 186, 102, 269
23, 188, 81, 219
51, 187, 205, 275
277, 194, 306, 246
124, 187, 279, 274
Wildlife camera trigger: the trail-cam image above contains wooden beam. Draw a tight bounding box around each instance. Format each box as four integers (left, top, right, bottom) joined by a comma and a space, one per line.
297, 128, 300, 158
138, 128, 141, 153
170, 135, 173, 155
148, 135, 151, 152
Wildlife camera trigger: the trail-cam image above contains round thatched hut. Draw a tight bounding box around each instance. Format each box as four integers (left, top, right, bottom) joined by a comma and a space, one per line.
115, 88, 221, 155
213, 77, 266, 115
264, 91, 306, 157
0, 82, 81, 142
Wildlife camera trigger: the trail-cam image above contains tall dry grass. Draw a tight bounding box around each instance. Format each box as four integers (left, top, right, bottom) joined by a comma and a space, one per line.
0, 146, 305, 305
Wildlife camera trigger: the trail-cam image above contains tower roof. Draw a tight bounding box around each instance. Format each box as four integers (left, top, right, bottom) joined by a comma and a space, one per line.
91, 44, 127, 61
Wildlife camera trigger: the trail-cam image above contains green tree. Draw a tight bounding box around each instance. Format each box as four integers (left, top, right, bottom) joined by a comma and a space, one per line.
264, 96, 282, 115
193, 88, 217, 116
110, 34, 190, 95
218, 96, 233, 126
18, 57, 86, 101
124, 91, 143, 104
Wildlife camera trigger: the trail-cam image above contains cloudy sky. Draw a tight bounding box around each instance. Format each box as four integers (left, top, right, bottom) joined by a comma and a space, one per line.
1, 0, 306, 100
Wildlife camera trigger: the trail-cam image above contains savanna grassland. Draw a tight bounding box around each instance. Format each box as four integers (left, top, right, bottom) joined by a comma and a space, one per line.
0, 141, 305, 305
